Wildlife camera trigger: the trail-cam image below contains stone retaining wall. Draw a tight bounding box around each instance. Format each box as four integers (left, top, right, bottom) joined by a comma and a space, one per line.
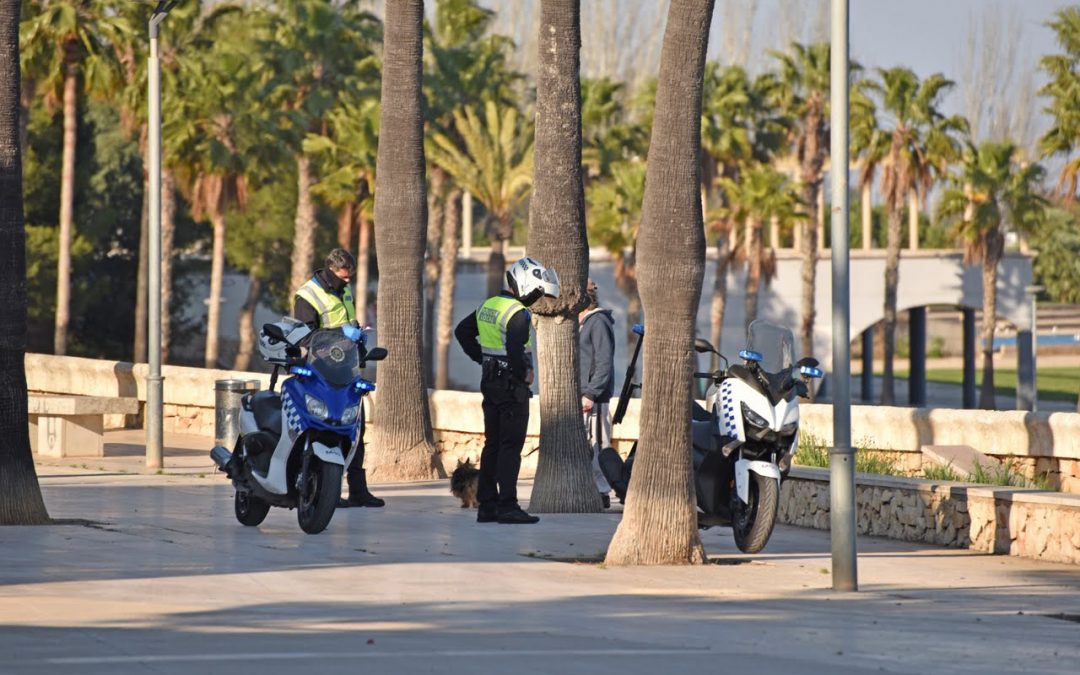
779, 467, 1080, 565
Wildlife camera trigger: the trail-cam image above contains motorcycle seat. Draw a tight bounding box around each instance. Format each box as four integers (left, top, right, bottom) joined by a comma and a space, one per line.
691, 401, 711, 421
250, 391, 283, 435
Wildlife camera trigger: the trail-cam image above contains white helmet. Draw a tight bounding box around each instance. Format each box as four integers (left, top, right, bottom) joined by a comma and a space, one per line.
257, 317, 311, 364
506, 256, 561, 306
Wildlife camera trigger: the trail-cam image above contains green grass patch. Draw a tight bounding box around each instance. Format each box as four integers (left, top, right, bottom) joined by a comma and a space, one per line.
793, 433, 903, 476
894, 366, 1080, 402
921, 462, 965, 482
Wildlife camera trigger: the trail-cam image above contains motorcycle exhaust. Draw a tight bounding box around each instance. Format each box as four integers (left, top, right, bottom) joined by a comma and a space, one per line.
210, 445, 233, 472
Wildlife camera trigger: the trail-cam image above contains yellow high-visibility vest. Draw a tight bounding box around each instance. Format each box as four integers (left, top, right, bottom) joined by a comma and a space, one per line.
476, 294, 532, 357
295, 277, 356, 328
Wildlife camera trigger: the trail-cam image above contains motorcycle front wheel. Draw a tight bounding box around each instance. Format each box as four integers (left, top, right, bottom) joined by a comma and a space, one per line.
297, 459, 343, 534
731, 472, 779, 554
235, 490, 271, 527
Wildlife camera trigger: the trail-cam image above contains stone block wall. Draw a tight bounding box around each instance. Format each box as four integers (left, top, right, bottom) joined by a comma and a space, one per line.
779, 468, 1080, 565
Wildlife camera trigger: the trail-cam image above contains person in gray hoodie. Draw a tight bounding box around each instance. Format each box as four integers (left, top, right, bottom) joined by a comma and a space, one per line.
579, 279, 615, 507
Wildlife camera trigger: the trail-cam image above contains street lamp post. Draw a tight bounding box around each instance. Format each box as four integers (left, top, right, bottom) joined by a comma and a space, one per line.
147, 1, 179, 469
830, 0, 857, 592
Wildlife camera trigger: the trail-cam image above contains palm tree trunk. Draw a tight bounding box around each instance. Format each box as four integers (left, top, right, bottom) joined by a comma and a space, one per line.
709, 235, 730, 360
54, 60, 78, 356
745, 217, 763, 330
435, 188, 461, 390
161, 168, 176, 361
907, 188, 919, 250
526, 0, 598, 514
861, 181, 872, 249
424, 167, 446, 386
881, 205, 903, 404
614, 253, 640, 347
337, 201, 354, 249
369, 0, 440, 481
289, 154, 317, 297
799, 191, 819, 362
606, 0, 713, 566
486, 223, 506, 297
979, 238, 1002, 409
0, 0, 49, 525
355, 200, 371, 325
204, 208, 226, 369
134, 140, 149, 362
233, 268, 262, 371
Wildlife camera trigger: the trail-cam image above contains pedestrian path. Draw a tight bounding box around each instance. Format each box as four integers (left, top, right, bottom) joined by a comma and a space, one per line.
1, 463, 1078, 674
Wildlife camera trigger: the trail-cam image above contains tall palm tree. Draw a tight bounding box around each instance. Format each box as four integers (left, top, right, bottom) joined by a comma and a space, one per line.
606, 0, 714, 567
772, 42, 829, 362
937, 141, 1046, 409
585, 158, 645, 345
717, 165, 801, 329
257, 0, 381, 297
1038, 6, 1080, 201
850, 79, 886, 250
20, 0, 130, 355
368, 0, 440, 481
869, 67, 966, 403
426, 99, 533, 297
1, 0, 49, 525
525, 0, 598, 514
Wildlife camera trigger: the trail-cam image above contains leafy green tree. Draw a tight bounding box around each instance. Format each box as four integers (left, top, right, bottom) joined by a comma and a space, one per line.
868, 67, 966, 404
717, 165, 801, 329
606, 0, 714, 567
426, 99, 533, 297
1031, 206, 1080, 304
1039, 6, 1080, 201
1, 0, 49, 525
850, 78, 886, 251
937, 141, 1046, 409
257, 0, 381, 297
20, 0, 131, 355
585, 159, 645, 343
772, 42, 829, 363
581, 76, 646, 181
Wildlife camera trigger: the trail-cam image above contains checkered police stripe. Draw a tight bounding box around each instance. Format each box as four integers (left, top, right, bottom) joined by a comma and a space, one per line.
282, 391, 303, 433
720, 380, 738, 436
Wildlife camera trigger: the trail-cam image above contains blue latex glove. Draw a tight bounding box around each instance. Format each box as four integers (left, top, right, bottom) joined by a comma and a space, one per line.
342, 325, 363, 342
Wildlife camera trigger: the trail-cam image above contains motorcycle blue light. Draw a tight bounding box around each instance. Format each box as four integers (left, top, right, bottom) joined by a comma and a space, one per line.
632, 323, 644, 336
355, 379, 376, 392
290, 366, 313, 377
739, 350, 763, 363
800, 365, 824, 378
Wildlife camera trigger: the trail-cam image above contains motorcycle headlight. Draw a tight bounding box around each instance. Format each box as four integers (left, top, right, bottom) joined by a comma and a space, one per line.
340, 404, 359, 425
780, 421, 798, 435
741, 402, 770, 429
304, 394, 329, 420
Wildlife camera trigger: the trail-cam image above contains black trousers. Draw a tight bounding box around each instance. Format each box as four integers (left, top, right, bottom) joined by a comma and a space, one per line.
479, 374, 530, 509
345, 405, 368, 496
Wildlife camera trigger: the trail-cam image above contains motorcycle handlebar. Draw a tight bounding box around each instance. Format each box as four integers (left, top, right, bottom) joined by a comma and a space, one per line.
694, 371, 721, 380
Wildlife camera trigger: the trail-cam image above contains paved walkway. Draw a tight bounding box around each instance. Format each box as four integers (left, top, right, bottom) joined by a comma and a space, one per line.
2, 443, 1079, 674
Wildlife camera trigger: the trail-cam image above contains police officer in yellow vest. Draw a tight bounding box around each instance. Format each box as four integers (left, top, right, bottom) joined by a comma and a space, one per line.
293, 248, 383, 508
454, 257, 560, 524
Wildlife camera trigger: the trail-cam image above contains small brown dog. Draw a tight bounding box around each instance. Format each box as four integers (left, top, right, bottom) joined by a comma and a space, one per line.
450, 458, 480, 508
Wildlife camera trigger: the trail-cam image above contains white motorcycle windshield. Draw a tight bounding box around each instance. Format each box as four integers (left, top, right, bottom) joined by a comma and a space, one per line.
746, 320, 796, 374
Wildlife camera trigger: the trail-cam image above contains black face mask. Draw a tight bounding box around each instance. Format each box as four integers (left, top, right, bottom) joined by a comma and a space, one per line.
325, 269, 350, 293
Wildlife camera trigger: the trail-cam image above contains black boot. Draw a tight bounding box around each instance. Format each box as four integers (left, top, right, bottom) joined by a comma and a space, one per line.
338, 469, 385, 508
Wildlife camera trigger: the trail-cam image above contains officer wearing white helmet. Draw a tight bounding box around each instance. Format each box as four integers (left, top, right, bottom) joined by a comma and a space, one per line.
454, 256, 560, 524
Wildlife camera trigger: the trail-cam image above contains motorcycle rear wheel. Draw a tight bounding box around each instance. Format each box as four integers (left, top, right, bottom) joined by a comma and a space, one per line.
297, 460, 343, 534
234, 490, 271, 527
732, 472, 779, 554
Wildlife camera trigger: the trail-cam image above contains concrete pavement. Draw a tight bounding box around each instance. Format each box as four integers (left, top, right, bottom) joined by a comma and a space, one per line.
2, 454, 1079, 674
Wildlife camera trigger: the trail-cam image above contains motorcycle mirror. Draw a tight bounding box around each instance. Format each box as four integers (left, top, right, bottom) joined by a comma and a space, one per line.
694, 337, 717, 354
739, 350, 763, 363
799, 365, 824, 379
632, 323, 644, 336
795, 356, 820, 369
262, 323, 286, 342
365, 347, 388, 362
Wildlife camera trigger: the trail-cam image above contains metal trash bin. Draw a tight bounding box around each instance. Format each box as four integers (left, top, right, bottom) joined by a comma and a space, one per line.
214, 379, 257, 449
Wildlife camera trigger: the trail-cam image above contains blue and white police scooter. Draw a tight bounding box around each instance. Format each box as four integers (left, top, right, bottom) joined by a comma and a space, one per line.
210, 318, 386, 534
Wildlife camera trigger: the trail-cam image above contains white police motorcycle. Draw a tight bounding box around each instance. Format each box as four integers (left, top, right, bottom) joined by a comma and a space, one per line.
605, 320, 822, 553
210, 318, 386, 534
